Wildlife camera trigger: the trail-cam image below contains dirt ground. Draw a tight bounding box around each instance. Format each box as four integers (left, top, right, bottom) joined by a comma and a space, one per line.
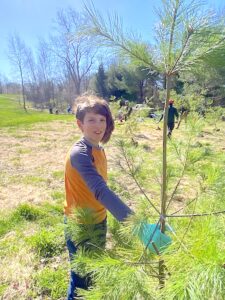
0, 119, 160, 212
0, 121, 76, 211
0, 118, 224, 213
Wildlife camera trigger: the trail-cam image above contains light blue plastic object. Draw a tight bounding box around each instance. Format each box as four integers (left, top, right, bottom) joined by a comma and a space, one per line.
139, 223, 172, 254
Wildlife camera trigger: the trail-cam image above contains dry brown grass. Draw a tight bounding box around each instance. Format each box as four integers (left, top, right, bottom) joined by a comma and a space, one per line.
0, 121, 79, 211
1, 118, 225, 212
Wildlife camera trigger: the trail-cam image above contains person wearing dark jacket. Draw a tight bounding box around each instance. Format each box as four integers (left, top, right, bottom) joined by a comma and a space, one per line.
158, 99, 179, 137
167, 99, 179, 137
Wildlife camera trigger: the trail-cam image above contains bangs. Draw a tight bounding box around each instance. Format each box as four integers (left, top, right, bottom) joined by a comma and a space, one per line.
74, 95, 115, 144
90, 103, 108, 118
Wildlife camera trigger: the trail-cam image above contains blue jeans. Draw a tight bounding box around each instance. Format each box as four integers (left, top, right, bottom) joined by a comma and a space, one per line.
65, 217, 107, 300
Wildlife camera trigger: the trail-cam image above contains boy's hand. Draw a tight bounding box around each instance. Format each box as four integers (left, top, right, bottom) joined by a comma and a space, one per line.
138, 223, 172, 254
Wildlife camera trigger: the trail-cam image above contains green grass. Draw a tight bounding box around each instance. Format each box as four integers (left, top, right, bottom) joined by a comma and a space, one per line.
0, 202, 63, 238
0, 284, 8, 296
0, 203, 44, 237
0, 95, 73, 128
27, 226, 65, 258
0, 201, 67, 299
22, 175, 47, 185
34, 266, 68, 299
52, 170, 64, 179
51, 191, 65, 201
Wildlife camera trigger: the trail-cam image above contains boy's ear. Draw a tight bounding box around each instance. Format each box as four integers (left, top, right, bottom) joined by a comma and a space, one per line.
76, 119, 83, 131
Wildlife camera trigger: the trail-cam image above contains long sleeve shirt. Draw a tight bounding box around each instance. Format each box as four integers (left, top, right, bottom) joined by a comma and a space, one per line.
168, 106, 179, 123
64, 137, 132, 224
158, 105, 179, 124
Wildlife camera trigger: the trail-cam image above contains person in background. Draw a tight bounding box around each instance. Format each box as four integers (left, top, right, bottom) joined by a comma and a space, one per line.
67, 105, 72, 114
167, 99, 179, 137
176, 104, 189, 129
158, 99, 179, 137
49, 104, 53, 114
124, 100, 133, 121
117, 100, 132, 122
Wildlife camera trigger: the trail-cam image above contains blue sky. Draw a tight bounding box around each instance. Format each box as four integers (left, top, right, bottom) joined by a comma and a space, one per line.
0, 0, 224, 78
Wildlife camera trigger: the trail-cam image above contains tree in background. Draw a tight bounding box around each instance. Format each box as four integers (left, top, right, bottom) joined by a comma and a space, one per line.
35, 39, 55, 107
0, 74, 4, 94
3, 2, 224, 112
91, 61, 160, 103
50, 8, 97, 98
106, 63, 127, 99
120, 64, 159, 103
93, 63, 108, 98
5, 8, 99, 109
7, 34, 29, 111
24, 46, 40, 105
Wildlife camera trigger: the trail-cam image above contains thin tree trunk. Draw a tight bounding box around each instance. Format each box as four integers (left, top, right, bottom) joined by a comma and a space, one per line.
159, 74, 171, 287
21, 81, 26, 111
139, 80, 144, 103
161, 74, 171, 230
19, 66, 27, 111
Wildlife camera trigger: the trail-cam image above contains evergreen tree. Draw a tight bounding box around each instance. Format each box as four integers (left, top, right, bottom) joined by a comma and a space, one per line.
74, 0, 225, 297
106, 63, 127, 99
94, 63, 108, 98
83, 0, 225, 232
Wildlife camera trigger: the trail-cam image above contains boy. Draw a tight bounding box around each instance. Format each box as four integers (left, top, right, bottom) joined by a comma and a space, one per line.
64, 95, 172, 299
64, 95, 133, 299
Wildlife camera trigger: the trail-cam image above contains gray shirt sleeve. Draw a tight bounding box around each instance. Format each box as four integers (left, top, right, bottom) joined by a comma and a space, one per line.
70, 143, 133, 222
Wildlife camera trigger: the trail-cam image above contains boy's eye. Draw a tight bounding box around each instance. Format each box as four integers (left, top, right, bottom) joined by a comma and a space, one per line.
87, 118, 106, 122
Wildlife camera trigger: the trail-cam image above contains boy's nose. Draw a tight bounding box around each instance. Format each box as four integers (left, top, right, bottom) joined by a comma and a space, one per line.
96, 121, 104, 127
93, 123, 101, 130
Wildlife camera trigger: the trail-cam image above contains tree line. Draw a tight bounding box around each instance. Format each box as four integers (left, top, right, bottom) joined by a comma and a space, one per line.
0, 6, 225, 111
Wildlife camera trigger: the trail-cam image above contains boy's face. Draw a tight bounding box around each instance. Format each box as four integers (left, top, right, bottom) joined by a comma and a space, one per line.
77, 112, 107, 146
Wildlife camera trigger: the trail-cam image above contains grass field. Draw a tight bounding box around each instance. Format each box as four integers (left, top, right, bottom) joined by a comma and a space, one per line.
0, 95, 225, 299
0, 95, 73, 127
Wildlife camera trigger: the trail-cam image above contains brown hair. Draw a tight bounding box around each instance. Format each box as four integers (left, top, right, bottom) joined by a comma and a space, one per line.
73, 95, 115, 143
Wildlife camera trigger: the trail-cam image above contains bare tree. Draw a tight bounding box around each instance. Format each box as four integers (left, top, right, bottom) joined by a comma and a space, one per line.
50, 8, 97, 96
36, 39, 56, 106
0, 73, 4, 94
7, 34, 29, 111
37, 39, 52, 84
25, 48, 37, 84
24, 46, 41, 104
